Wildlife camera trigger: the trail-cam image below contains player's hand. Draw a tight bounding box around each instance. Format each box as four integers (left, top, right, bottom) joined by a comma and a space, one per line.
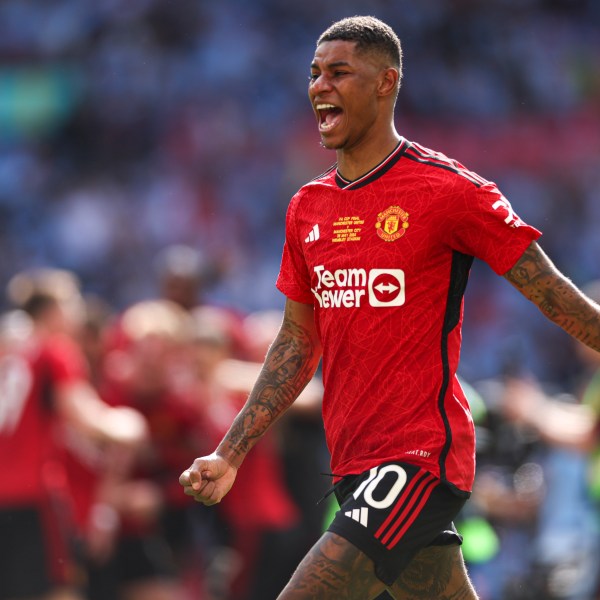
179, 453, 237, 506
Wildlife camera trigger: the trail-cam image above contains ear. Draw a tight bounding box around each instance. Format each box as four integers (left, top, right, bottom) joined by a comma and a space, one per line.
377, 67, 399, 98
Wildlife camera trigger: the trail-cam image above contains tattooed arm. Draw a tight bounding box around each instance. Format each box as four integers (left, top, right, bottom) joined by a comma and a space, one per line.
179, 298, 322, 505
504, 241, 600, 352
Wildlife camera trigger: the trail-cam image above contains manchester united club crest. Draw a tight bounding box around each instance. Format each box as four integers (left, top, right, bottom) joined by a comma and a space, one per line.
375, 206, 409, 242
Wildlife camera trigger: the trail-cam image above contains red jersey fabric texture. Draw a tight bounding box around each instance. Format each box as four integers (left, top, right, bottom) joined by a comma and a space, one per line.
276, 138, 541, 495
0, 333, 86, 504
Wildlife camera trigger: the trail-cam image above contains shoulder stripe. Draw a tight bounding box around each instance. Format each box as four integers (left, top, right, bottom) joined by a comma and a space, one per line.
404, 142, 489, 188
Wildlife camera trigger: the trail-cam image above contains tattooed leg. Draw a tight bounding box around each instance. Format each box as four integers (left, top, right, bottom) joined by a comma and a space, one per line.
388, 545, 479, 600
276, 532, 387, 600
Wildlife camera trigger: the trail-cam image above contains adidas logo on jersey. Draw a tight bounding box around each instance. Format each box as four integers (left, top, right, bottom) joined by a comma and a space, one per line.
344, 507, 369, 527
304, 224, 320, 243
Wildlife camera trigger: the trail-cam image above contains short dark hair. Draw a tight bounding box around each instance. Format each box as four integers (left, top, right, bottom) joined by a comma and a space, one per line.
317, 16, 403, 73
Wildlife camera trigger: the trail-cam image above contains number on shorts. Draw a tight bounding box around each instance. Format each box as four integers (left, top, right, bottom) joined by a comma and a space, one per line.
353, 464, 407, 509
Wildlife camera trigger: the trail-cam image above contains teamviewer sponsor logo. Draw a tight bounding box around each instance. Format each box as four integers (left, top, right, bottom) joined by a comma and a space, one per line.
368, 269, 405, 307
311, 265, 405, 308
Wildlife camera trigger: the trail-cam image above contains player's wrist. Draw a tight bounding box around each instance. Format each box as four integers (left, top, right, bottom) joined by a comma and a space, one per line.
214, 446, 244, 470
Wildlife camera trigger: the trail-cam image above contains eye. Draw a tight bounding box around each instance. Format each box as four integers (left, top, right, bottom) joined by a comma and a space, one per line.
333, 71, 348, 77
308, 73, 319, 82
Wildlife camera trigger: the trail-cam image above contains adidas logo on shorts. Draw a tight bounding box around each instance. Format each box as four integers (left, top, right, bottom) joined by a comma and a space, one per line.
344, 506, 369, 527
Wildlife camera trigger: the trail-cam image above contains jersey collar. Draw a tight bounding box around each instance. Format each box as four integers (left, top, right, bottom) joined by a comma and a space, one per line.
335, 138, 408, 190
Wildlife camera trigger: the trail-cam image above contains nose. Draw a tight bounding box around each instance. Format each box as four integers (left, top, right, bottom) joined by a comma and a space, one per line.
309, 73, 332, 96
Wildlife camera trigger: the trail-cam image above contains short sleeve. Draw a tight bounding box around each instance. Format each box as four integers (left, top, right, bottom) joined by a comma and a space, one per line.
444, 181, 542, 275
276, 194, 315, 305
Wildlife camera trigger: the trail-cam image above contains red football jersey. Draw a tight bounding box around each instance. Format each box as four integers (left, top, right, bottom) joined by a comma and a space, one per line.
276, 139, 541, 494
0, 333, 86, 504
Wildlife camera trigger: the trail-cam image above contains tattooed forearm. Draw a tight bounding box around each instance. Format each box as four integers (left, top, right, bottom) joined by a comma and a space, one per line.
505, 242, 600, 352
217, 301, 321, 467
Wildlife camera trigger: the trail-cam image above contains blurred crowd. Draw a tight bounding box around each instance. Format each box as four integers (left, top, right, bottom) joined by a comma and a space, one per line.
1, 0, 600, 599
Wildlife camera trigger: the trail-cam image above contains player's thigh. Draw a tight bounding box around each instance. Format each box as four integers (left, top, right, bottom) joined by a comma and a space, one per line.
388, 544, 478, 600
277, 531, 388, 600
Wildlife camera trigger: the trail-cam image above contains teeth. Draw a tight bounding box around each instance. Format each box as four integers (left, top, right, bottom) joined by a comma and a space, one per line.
316, 103, 337, 110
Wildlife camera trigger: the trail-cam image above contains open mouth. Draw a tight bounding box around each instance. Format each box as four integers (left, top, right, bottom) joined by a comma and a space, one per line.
316, 103, 343, 132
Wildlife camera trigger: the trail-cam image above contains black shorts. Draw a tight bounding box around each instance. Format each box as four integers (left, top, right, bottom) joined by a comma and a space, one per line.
0, 505, 81, 599
327, 461, 467, 586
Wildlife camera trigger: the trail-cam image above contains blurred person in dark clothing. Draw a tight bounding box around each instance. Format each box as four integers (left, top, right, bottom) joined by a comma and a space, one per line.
500, 280, 600, 600
461, 376, 546, 600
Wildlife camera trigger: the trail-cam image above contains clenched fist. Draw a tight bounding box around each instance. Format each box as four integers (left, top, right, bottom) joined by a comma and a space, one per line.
179, 453, 238, 506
